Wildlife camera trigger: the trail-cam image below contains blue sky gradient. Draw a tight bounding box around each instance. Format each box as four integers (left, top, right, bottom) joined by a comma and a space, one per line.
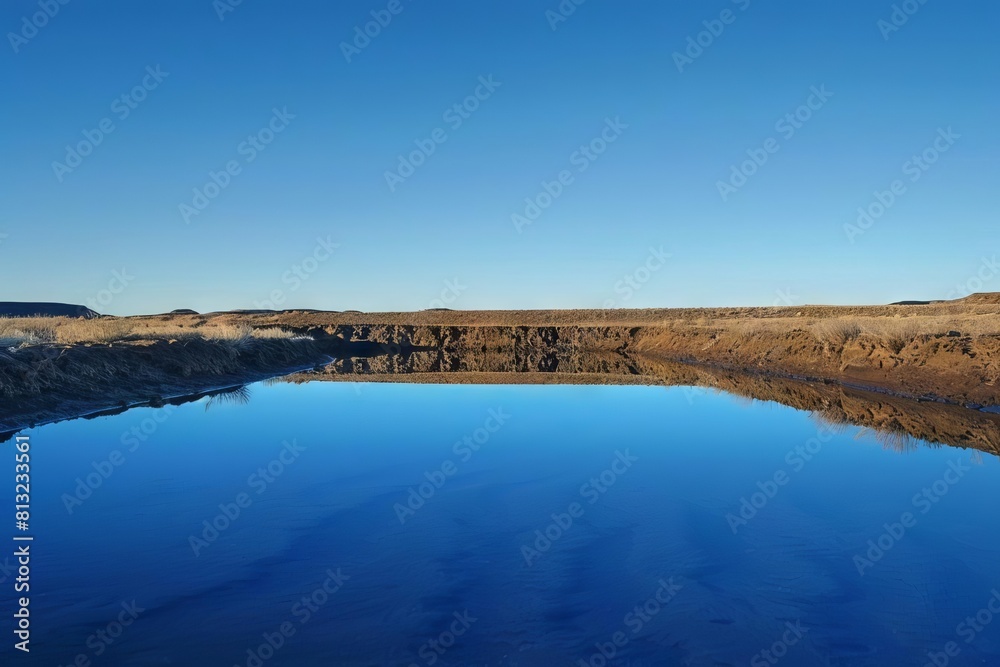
1, 0, 997, 315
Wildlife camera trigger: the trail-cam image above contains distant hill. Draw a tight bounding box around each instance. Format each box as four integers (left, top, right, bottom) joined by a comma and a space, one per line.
889, 293, 1000, 306
0, 302, 99, 318
959, 293, 1000, 304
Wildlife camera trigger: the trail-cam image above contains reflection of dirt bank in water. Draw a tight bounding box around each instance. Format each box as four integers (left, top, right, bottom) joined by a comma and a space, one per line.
630, 356, 1000, 457
288, 348, 1000, 456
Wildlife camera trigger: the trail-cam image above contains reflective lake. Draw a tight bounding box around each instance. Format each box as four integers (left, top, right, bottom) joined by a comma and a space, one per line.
3, 380, 1000, 666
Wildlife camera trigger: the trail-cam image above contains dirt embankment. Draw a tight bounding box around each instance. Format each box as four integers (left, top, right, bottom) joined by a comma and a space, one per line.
0, 336, 337, 432
630, 325, 1000, 408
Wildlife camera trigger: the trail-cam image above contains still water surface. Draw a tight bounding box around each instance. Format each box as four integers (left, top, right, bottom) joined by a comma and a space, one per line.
3, 381, 1000, 666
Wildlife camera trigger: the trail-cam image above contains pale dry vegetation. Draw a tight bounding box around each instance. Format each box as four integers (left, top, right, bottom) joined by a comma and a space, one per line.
635, 308, 1000, 359
0, 317, 58, 347
694, 312, 998, 350
809, 319, 863, 346
808, 314, 997, 351
0, 316, 297, 350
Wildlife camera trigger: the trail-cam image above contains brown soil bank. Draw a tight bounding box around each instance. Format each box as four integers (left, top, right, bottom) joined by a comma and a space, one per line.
630, 323, 1000, 408
0, 337, 331, 432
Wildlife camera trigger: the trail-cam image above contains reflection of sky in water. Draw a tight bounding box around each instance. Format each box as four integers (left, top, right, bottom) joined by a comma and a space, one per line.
3, 382, 1000, 666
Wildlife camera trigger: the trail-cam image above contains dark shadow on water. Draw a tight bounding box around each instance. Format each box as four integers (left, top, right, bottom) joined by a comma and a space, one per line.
0, 383, 258, 444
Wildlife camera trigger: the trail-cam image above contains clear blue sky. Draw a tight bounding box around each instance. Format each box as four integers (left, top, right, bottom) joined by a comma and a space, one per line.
1, 0, 997, 315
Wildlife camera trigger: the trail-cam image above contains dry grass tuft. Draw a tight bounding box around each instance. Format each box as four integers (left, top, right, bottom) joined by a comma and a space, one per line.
805, 314, 996, 353
202, 323, 254, 347
856, 317, 922, 353
1, 317, 136, 345
247, 327, 297, 339
810, 319, 862, 347
0, 317, 58, 347
55, 318, 135, 344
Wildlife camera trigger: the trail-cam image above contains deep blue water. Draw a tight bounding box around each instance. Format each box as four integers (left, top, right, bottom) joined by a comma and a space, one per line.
2, 381, 1000, 666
